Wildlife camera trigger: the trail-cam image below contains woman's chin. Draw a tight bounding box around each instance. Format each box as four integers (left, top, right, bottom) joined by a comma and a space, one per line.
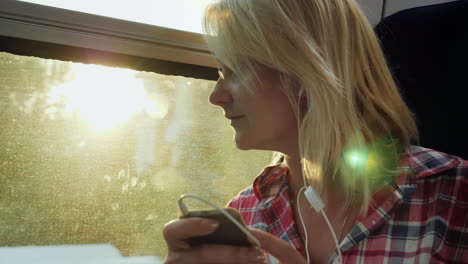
234, 139, 250, 150
234, 134, 266, 151
233, 134, 253, 150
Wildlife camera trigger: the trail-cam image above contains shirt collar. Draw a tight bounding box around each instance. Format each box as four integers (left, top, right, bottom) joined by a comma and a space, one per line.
400, 145, 461, 179
252, 145, 461, 204
252, 162, 289, 202
393, 145, 461, 198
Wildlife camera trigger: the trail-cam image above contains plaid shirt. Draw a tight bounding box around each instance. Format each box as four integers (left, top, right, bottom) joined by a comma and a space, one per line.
228, 146, 468, 264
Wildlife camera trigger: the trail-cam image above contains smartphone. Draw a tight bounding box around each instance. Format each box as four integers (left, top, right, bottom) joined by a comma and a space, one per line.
179, 207, 251, 247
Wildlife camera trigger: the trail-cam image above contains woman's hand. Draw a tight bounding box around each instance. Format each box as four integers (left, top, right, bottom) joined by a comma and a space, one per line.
249, 229, 306, 264
163, 217, 267, 264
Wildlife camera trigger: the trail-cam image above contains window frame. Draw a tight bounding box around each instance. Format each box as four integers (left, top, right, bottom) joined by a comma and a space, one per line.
0, 0, 217, 79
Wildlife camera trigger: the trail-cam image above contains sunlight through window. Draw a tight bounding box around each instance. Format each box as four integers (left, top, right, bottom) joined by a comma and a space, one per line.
47, 64, 168, 132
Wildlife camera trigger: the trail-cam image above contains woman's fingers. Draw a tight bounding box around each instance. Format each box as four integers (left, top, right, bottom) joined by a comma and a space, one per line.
249, 228, 306, 264
163, 217, 219, 250
164, 244, 267, 264
163, 218, 267, 264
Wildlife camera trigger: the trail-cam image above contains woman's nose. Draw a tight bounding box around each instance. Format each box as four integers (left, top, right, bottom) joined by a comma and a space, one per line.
209, 79, 233, 107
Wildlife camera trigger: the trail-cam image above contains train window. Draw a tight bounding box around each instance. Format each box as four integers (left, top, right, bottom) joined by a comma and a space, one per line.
0, 51, 271, 259
18, 0, 214, 34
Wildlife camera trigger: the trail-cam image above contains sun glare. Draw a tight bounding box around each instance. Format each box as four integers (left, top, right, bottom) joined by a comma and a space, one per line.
48, 64, 168, 132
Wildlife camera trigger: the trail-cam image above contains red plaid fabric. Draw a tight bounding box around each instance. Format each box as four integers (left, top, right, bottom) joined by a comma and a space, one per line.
228, 146, 468, 263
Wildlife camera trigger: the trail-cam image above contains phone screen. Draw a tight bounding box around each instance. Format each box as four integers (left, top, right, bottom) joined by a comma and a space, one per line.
179, 207, 251, 247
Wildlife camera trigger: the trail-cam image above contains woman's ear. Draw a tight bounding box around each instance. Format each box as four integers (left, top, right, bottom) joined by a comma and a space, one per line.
299, 91, 309, 116
294, 84, 309, 120
298, 84, 305, 98
288, 76, 303, 96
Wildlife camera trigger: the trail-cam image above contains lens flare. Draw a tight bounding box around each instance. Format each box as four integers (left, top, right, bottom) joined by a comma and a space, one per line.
341, 133, 402, 190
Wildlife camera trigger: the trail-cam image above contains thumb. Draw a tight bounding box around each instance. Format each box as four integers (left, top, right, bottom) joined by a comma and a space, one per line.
249, 228, 306, 264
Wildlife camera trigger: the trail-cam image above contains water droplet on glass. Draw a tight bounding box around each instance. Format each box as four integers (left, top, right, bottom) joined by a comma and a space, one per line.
138, 182, 147, 190
145, 214, 158, 221
103, 175, 111, 182
130, 177, 138, 187
118, 169, 126, 179
111, 203, 120, 211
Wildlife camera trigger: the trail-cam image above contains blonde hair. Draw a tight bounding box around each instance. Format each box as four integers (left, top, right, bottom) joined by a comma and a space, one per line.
204, 0, 418, 212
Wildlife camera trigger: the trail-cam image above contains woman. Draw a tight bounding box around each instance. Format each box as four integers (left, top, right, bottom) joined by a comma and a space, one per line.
163, 0, 467, 263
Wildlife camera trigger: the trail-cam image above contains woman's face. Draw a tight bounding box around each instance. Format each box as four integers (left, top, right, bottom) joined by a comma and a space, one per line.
209, 63, 299, 156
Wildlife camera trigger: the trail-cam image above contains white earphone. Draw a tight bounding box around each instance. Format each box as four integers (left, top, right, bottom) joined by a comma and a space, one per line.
297, 161, 344, 264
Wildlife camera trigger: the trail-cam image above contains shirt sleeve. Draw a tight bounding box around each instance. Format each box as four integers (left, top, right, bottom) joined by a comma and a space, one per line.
226, 196, 240, 209
441, 160, 468, 262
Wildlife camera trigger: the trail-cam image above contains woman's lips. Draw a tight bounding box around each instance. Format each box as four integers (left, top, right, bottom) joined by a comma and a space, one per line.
226, 115, 245, 120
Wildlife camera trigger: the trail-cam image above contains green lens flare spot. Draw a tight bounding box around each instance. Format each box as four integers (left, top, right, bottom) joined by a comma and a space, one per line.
345, 150, 368, 169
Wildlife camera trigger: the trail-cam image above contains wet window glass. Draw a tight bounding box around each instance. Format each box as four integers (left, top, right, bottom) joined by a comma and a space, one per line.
0, 52, 271, 260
